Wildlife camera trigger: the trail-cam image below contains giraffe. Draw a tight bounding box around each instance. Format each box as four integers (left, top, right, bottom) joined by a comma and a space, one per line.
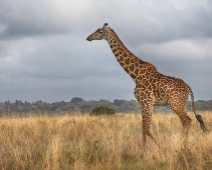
86, 23, 209, 146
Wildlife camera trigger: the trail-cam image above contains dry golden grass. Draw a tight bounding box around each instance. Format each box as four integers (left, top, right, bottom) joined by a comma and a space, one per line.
0, 112, 212, 170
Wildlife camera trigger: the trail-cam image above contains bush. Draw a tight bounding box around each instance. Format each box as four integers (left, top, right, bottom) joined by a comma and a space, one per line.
90, 106, 115, 116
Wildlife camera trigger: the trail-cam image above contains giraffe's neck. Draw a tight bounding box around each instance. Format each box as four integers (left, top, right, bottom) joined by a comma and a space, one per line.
105, 29, 156, 82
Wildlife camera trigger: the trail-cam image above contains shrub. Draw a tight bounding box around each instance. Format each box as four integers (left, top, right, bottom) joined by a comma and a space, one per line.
90, 106, 115, 116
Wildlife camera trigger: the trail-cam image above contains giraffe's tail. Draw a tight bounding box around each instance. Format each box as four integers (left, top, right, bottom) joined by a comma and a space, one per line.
189, 87, 210, 133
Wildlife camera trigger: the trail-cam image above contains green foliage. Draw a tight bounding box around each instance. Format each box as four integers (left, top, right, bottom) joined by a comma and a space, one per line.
113, 99, 126, 106
90, 106, 115, 116
0, 98, 212, 115
71, 97, 83, 104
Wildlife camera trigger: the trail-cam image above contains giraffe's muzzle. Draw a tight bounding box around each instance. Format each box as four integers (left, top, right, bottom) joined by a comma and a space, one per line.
86, 37, 92, 41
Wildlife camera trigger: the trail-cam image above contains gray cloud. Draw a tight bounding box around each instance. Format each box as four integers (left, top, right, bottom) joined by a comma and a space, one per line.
0, 0, 211, 102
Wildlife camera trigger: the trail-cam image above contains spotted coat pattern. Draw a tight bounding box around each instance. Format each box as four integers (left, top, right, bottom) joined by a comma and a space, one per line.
86, 23, 209, 146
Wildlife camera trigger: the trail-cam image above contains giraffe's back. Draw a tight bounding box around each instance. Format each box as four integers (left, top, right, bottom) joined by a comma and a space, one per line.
150, 73, 191, 106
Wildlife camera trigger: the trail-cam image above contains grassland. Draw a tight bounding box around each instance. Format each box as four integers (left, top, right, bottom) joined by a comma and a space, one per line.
0, 112, 212, 170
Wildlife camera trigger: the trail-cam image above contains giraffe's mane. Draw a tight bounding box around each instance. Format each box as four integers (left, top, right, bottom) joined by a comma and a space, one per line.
144, 62, 157, 71
109, 28, 132, 55
109, 28, 157, 71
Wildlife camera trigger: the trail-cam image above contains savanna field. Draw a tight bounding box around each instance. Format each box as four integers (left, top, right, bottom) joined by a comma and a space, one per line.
0, 112, 212, 170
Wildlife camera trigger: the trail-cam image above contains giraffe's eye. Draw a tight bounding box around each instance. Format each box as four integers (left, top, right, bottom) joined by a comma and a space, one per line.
99, 31, 103, 34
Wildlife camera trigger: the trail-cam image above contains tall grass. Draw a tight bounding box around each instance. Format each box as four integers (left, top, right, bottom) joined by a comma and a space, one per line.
0, 112, 212, 170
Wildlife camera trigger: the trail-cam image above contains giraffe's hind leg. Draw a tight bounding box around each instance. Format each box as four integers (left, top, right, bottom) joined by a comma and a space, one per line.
170, 103, 192, 135
179, 114, 192, 135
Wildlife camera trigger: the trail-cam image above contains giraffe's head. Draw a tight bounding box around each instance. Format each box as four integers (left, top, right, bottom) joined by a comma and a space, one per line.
86, 23, 110, 41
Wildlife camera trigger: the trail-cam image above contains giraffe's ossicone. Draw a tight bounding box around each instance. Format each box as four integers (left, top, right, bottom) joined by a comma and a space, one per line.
86, 23, 209, 146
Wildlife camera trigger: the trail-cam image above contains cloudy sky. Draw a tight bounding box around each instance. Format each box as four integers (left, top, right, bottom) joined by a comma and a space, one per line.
0, 0, 212, 102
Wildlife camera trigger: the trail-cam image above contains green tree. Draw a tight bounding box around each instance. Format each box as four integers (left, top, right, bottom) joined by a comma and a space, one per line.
113, 99, 126, 106
71, 97, 83, 104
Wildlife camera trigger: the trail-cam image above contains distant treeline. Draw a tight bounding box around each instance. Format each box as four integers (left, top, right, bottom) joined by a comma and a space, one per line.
1, 98, 212, 115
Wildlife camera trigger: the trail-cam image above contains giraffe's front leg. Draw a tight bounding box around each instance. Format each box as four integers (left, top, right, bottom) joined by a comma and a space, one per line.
134, 88, 156, 146
142, 105, 156, 146
141, 109, 147, 146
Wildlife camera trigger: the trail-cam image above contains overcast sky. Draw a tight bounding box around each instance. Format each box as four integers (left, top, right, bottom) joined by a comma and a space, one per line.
0, 0, 212, 102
